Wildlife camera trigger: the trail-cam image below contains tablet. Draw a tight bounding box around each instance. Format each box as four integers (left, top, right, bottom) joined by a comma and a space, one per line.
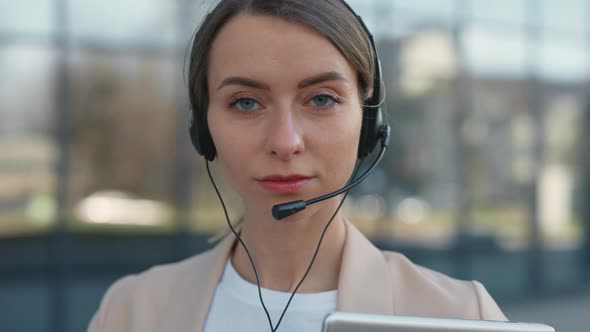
322, 312, 555, 332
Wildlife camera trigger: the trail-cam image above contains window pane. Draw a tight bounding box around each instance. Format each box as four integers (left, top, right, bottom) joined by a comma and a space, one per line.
0, 0, 54, 36
472, 0, 526, 26
539, 93, 585, 246
363, 26, 460, 244
541, 0, 586, 33
463, 25, 527, 78
0, 44, 57, 234
348, 0, 397, 38
468, 79, 530, 246
68, 0, 177, 47
383, 79, 460, 245
67, 50, 179, 230
393, 0, 455, 23
349, 0, 454, 38
538, 36, 587, 83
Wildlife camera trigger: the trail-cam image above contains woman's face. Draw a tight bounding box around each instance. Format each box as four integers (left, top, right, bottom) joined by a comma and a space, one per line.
207, 14, 363, 219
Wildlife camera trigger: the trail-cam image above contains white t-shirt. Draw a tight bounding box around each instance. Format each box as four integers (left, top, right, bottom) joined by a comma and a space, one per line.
203, 259, 337, 332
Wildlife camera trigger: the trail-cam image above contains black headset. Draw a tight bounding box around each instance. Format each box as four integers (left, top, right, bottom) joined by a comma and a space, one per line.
189, 3, 388, 331
188, 0, 387, 162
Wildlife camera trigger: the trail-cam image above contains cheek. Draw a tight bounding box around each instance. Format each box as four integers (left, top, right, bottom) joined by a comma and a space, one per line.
319, 113, 363, 179
208, 112, 248, 182
342, 126, 362, 172
208, 106, 245, 156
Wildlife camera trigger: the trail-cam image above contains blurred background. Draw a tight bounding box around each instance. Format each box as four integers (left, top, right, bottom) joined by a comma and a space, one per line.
0, 0, 589, 331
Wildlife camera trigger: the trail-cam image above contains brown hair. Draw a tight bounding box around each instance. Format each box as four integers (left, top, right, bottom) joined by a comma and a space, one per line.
187, 0, 376, 115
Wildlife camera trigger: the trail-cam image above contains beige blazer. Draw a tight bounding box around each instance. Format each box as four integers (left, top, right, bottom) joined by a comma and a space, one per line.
87, 222, 507, 332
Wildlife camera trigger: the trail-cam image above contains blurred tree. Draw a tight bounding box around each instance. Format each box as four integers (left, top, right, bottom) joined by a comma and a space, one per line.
68, 56, 176, 206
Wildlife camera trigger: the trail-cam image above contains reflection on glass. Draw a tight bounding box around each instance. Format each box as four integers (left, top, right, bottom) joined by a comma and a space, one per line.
399, 30, 457, 96
539, 95, 584, 245
538, 36, 587, 83
0, 44, 55, 133
539, 165, 575, 236
0, 44, 56, 234
0, 138, 57, 234
68, 0, 177, 46
0, 0, 584, 252
0, 0, 54, 36
463, 25, 527, 78
393, 0, 455, 23
511, 113, 535, 184
74, 190, 173, 226
472, 0, 526, 26
541, 0, 586, 32
67, 51, 178, 229
347, 0, 395, 37
396, 197, 430, 225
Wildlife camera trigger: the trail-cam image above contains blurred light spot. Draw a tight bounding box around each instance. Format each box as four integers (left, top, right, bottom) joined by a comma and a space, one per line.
75, 190, 172, 226
357, 194, 386, 220
396, 197, 431, 224
539, 165, 572, 232
400, 31, 457, 96
25, 192, 56, 225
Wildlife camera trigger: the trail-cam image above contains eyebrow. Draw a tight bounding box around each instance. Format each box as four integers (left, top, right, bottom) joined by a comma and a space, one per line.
217, 71, 348, 91
298, 71, 348, 89
218, 77, 270, 90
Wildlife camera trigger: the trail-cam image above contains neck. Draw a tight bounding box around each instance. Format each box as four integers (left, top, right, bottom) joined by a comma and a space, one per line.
231, 199, 347, 293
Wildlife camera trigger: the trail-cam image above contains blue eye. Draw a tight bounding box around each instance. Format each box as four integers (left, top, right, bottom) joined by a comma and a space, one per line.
311, 95, 335, 108
231, 97, 259, 112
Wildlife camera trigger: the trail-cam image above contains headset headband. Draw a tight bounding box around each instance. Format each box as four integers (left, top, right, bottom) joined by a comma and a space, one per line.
189, 0, 386, 161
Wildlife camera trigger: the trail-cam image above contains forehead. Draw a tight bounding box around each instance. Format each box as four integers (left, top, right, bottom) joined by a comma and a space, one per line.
207, 14, 357, 87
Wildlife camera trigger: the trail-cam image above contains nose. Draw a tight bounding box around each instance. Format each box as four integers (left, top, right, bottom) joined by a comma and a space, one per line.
265, 108, 305, 160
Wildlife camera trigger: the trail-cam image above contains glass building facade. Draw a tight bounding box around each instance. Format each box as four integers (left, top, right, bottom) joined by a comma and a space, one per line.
1, 1, 589, 331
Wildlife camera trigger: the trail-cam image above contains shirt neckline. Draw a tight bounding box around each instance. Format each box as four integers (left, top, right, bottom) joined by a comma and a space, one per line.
219, 258, 338, 310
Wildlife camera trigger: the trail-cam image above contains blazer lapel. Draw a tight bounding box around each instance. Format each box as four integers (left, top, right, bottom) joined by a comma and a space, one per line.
159, 222, 395, 331
336, 222, 395, 315
160, 234, 235, 332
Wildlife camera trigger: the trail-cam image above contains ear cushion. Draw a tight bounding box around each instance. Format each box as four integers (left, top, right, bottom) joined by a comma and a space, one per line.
358, 104, 383, 159
189, 111, 216, 161
358, 56, 385, 160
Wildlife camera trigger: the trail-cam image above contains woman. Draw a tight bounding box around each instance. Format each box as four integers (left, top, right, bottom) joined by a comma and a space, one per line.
87, 1, 506, 331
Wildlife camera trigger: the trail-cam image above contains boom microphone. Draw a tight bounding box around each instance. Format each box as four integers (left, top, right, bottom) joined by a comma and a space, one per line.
272, 125, 390, 220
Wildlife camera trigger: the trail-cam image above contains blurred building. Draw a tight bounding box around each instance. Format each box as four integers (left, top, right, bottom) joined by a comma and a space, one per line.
1, 1, 589, 332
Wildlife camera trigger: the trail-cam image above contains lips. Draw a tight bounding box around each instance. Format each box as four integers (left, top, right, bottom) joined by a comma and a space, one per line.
257, 174, 312, 194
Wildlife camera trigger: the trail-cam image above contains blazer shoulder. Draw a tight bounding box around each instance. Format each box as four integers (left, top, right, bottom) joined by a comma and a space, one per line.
113, 248, 216, 301
381, 251, 507, 321
87, 249, 217, 332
